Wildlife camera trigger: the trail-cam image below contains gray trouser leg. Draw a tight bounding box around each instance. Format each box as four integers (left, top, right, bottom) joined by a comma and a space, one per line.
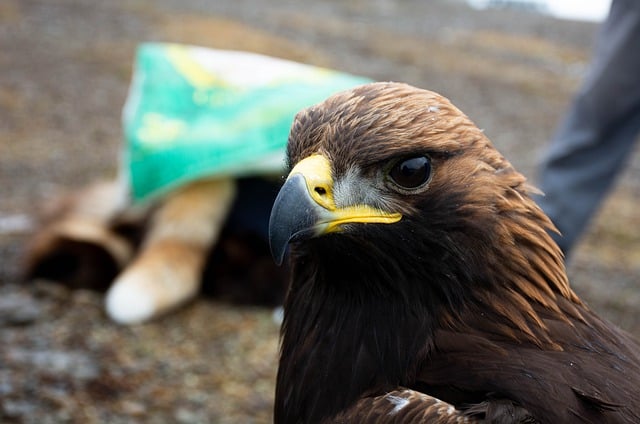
534, 0, 640, 256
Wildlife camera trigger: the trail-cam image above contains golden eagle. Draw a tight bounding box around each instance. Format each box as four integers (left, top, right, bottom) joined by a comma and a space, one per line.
268, 82, 640, 423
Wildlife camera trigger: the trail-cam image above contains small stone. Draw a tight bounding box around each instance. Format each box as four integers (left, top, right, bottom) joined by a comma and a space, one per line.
0, 292, 44, 326
120, 400, 147, 416
6, 349, 100, 380
1, 399, 36, 419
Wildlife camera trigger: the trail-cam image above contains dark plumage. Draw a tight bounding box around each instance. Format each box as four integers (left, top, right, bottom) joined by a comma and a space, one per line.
268, 82, 640, 423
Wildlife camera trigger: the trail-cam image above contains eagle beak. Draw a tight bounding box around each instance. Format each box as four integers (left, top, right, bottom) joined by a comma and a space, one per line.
268, 154, 402, 265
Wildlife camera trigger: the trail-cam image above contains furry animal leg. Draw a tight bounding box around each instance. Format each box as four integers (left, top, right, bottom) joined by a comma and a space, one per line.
22, 180, 133, 291
105, 178, 236, 324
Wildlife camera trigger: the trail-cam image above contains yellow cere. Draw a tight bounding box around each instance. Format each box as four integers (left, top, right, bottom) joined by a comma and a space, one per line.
288, 154, 337, 210
289, 154, 402, 233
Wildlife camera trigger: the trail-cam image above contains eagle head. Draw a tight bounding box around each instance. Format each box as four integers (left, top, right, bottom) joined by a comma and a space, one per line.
270, 82, 569, 300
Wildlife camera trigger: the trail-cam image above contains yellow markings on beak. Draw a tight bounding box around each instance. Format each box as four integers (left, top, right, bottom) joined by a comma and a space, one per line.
322, 204, 402, 233
288, 154, 402, 233
288, 154, 337, 210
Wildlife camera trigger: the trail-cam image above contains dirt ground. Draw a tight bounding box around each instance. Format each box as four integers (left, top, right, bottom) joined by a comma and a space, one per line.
1, 0, 639, 422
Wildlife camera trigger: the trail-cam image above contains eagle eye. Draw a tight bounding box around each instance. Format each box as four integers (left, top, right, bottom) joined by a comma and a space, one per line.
388, 156, 431, 190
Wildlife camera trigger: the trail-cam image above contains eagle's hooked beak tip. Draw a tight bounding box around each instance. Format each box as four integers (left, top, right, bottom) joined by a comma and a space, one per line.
269, 173, 320, 266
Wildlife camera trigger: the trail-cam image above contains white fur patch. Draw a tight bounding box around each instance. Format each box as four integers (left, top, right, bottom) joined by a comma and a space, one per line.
105, 278, 155, 325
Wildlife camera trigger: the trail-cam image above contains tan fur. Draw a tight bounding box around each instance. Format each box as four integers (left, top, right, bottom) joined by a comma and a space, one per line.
105, 178, 236, 324
38, 180, 129, 226
43, 218, 133, 267
23, 177, 238, 324
22, 180, 134, 287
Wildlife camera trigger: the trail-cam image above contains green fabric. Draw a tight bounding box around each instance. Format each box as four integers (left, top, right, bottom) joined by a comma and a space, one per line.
122, 43, 372, 202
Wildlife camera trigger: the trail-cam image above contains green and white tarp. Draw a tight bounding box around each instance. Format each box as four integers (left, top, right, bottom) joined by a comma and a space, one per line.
122, 42, 372, 202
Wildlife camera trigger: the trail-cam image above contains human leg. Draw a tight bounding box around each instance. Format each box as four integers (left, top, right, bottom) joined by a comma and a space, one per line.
535, 0, 640, 256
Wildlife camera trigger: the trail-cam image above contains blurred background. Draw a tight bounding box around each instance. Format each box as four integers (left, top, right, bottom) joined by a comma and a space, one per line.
1, 0, 638, 422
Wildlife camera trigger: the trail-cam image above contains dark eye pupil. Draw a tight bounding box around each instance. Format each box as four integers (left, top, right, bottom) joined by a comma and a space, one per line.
390, 156, 431, 189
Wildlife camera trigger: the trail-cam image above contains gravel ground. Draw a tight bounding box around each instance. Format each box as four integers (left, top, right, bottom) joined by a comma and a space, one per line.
1, 0, 639, 422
